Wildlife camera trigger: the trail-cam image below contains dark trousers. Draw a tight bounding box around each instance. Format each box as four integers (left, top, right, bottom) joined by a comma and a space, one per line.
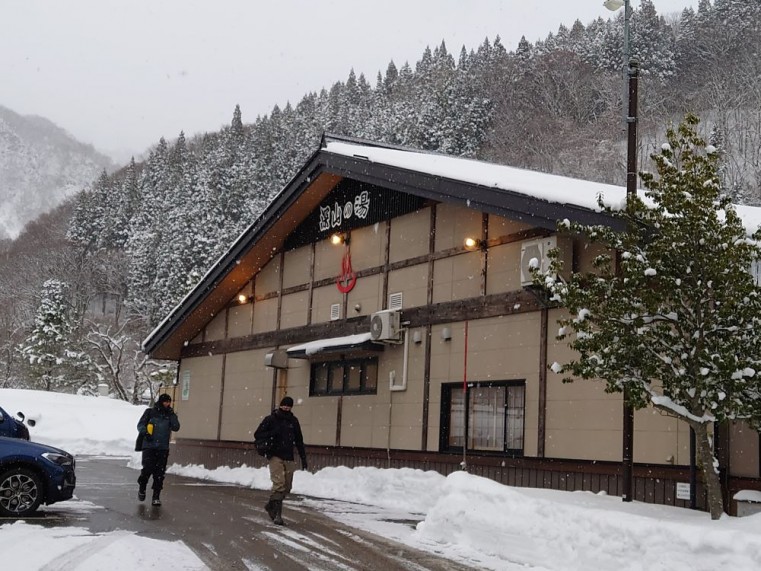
138, 449, 170, 492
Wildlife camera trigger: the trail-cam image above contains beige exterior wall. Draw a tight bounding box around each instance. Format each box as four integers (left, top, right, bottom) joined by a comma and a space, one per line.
256, 256, 281, 296
252, 298, 278, 334
350, 222, 387, 270
205, 311, 226, 341
633, 408, 691, 465
387, 265, 428, 309
488, 214, 532, 238
389, 208, 430, 263
544, 308, 695, 464
486, 241, 523, 294
219, 349, 274, 441
486, 214, 534, 295
311, 284, 343, 323
282, 246, 312, 289
227, 303, 252, 339
176, 355, 224, 440
434, 203, 482, 251
280, 291, 309, 329
314, 237, 344, 281
432, 252, 481, 303
346, 273, 383, 317
545, 308, 621, 461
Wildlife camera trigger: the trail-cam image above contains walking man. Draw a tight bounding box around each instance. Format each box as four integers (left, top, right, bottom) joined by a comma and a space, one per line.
254, 396, 307, 525
137, 393, 180, 506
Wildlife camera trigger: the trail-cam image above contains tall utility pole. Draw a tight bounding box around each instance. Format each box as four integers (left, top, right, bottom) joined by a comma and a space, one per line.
623, 61, 639, 503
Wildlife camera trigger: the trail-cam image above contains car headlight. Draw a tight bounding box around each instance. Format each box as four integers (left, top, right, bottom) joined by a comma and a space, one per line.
42, 452, 74, 467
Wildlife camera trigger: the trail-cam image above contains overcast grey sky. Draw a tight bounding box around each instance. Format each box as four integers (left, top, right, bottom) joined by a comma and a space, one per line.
1, 0, 697, 162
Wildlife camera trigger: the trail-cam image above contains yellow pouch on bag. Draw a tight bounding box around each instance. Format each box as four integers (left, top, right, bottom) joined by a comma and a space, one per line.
147, 423, 154, 435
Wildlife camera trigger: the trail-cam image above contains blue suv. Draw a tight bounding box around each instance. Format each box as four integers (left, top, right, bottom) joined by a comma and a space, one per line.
0, 405, 33, 440
0, 437, 76, 517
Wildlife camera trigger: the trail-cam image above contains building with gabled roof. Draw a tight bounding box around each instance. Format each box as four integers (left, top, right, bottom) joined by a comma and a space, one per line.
143, 135, 761, 515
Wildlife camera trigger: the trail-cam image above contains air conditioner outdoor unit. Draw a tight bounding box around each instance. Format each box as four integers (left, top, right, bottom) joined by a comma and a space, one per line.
370, 309, 402, 343
520, 235, 565, 287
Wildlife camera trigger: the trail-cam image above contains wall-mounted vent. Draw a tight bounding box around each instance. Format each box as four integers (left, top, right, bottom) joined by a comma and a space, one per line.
388, 292, 403, 311
330, 303, 341, 321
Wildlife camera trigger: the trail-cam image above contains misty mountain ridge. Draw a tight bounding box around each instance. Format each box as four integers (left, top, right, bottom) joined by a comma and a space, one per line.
0, 105, 112, 239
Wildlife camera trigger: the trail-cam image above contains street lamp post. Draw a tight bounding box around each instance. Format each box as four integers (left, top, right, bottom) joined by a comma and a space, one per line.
604, 0, 632, 114
604, 0, 636, 504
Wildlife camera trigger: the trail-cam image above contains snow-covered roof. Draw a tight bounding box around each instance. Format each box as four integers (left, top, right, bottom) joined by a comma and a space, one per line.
326, 140, 628, 213
326, 140, 761, 235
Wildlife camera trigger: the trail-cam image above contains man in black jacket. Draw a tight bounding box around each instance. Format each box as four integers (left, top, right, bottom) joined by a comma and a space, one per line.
137, 393, 180, 506
254, 396, 307, 525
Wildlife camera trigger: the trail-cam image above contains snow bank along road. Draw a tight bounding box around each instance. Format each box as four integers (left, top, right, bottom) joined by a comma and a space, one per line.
27, 457, 476, 570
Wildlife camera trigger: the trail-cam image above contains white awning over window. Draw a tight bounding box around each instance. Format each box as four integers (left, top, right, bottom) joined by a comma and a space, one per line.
286, 332, 378, 358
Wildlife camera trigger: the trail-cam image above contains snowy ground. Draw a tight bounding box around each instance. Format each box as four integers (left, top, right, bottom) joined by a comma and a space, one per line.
2, 388, 761, 570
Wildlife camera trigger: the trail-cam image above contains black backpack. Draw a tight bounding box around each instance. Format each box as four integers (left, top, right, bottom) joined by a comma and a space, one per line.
254, 435, 274, 457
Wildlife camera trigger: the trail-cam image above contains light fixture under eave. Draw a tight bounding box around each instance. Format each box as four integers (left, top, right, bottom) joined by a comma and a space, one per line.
330, 233, 347, 246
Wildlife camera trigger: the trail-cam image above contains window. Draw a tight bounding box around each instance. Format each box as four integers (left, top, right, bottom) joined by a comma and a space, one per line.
310, 358, 378, 396
440, 381, 525, 456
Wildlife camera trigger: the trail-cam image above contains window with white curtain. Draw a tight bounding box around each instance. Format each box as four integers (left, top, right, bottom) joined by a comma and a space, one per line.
442, 381, 525, 455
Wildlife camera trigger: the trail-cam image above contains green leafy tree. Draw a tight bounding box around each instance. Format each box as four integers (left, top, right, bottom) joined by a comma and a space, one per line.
542, 114, 761, 519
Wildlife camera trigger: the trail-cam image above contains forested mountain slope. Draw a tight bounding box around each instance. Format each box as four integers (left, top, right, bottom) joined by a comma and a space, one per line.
0, 105, 112, 240
3, 0, 761, 398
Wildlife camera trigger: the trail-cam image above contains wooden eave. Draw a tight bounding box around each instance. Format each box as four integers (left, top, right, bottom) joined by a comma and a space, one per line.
143, 137, 621, 361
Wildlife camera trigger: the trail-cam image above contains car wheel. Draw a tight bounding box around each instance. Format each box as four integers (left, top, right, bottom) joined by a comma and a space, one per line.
0, 467, 43, 517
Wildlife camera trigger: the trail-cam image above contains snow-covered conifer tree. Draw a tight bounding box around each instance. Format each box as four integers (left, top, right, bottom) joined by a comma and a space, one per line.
18, 279, 83, 392
542, 114, 761, 519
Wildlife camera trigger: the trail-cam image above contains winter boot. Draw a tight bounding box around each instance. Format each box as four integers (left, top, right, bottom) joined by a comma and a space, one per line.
264, 499, 277, 521
272, 499, 285, 526
151, 491, 161, 506
138, 477, 146, 501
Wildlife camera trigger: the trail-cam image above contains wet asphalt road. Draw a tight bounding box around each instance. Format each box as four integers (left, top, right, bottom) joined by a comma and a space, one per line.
25, 457, 477, 571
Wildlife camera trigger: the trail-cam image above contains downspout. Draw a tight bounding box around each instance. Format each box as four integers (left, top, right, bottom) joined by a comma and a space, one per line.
387, 327, 410, 467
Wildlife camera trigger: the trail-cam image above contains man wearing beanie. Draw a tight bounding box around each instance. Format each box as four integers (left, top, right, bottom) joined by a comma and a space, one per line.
254, 395, 307, 525
137, 393, 180, 506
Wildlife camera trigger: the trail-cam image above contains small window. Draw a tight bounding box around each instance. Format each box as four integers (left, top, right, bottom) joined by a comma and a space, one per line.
329, 364, 344, 394
310, 357, 378, 396
346, 363, 362, 391
313, 363, 329, 393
